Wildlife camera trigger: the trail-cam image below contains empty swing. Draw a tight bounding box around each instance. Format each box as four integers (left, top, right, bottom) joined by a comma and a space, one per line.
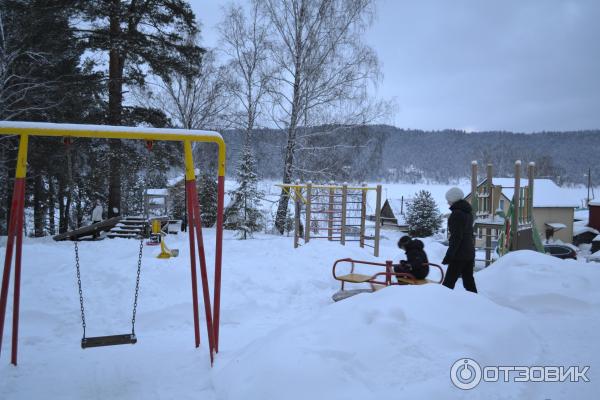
73, 238, 144, 349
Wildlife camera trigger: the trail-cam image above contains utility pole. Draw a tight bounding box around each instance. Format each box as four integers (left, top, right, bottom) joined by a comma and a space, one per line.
588, 168, 591, 207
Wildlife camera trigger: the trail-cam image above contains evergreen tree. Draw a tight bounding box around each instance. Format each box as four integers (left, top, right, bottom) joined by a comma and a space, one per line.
405, 190, 442, 238
73, 0, 203, 218
0, 1, 103, 234
225, 145, 263, 239
197, 172, 218, 228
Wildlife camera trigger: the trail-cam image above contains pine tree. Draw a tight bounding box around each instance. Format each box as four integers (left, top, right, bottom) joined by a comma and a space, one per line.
405, 190, 442, 238
197, 173, 218, 228
225, 145, 263, 239
73, 0, 203, 218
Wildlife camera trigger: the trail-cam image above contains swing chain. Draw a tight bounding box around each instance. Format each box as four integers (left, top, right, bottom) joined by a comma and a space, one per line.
74, 241, 86, 339
131, 237, 144, 335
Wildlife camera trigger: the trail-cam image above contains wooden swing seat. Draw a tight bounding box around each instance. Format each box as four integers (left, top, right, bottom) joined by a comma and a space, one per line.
396, 277, 430, 285
81, 333, 137, 349
336, 273, 374, 283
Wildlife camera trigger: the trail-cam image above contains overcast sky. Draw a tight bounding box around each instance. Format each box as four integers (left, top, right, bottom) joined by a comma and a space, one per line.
192, 0, 600, 132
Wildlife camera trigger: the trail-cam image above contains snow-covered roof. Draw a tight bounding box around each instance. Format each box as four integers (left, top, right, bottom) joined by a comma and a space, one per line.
545, 222, 566, 230
573, 225, 600, 236
146, 188, 168, 196
385, 198, 410, 223
0, 121, 221, 139
594, 235, 600, 242
481, 178, 580, 208
167, 169, 201, 187
590, 200, 600, 206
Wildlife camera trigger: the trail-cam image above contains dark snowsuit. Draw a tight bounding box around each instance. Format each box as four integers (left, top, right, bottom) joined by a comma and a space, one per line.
442, 199, 477, 293
395, 239, 429, 280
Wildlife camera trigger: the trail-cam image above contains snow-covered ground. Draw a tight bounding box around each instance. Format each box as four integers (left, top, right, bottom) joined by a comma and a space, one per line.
1, 228, 599, 399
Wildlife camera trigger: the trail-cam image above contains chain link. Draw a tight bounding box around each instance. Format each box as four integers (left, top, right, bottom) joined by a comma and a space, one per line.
131, 237, 144, 335
74, 237, 144, 339
74, 241, 86, 339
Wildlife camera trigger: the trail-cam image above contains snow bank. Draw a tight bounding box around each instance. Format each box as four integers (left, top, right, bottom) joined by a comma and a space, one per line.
213, 285, 540, 400
478, 250, 600, 313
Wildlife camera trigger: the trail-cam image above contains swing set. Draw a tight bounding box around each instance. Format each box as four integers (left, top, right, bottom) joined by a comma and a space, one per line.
0, 121, 226, 366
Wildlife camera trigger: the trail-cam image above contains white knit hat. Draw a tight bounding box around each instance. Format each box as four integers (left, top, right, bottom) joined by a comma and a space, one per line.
445, 187, 464, 204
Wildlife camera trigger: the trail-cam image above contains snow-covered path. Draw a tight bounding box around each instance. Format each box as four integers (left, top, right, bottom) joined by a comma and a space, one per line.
1, 230, 599, 399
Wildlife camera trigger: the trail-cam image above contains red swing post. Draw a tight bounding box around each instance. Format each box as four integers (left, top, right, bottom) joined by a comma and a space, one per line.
0, 122, 226, 367
184, 141, 216, 364
0, 134, 28, 365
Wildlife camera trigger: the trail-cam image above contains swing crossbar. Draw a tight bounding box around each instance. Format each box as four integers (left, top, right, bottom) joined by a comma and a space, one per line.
0, 121, 225, 366
81, 333, 137, 349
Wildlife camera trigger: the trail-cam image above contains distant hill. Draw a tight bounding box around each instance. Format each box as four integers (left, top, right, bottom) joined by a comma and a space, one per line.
219, 125, 599, 185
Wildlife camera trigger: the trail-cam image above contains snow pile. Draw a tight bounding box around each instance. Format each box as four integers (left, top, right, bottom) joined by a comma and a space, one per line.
213, 250, 600, 400
214, 284, 539, 400
478, 250, 600, 313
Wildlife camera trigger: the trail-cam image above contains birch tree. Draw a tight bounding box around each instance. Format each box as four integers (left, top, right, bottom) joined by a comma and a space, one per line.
219, 2, 272, 140
258, 0, 382, 233
142, 48, 231, 131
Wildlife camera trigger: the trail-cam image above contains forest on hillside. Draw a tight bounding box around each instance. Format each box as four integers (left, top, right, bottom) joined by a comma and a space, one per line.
221, 125, 600, 185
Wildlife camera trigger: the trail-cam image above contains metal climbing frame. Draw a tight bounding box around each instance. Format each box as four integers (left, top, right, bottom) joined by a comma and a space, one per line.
0, 121, 226, 367
277, 183, 382, 256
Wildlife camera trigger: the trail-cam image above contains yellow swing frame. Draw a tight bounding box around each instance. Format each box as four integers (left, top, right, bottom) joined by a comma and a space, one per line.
0, 121, 226, 366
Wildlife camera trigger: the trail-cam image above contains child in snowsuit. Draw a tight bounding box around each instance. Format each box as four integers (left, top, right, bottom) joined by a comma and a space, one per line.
395, 235, 430, 280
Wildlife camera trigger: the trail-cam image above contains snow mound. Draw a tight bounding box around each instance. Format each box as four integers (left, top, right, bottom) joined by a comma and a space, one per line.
214, 284, 540, 400
478, 251, 600, 314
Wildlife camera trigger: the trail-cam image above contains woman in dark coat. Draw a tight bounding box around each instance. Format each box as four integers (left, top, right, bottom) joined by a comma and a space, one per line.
441, 187, 477, 293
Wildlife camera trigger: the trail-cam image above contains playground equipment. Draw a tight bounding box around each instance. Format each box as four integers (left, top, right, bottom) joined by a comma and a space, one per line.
148, 219, 179, 258
52, 216, 121, 241
144, 188, 169, 219
331, 258, 444, 301
469, 160, 544, 266
0, 121, 225, 366
108, 216, 148, 239
277, 182, 383, 256
74, 238, 143, 348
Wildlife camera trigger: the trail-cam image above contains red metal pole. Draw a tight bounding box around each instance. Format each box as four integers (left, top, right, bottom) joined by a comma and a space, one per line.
0, 178, 21, 359
213, 175, 225, 353
186, 180, 201, 348
190, 183, 215, 364
11, 179, 25, 365
385, 260, 393, 286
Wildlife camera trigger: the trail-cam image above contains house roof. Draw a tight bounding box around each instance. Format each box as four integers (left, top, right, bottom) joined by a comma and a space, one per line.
573, 224, 600, 236
146, 188, 168, 196
545, 222, 566, 230
384, 199, 408, 224
590, 200, 600, 206
473, 178, 579, 208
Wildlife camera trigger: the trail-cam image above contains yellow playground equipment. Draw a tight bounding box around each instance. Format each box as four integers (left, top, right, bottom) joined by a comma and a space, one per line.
149, 219, 179, 259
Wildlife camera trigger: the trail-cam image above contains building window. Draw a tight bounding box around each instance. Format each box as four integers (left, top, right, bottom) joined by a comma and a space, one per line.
499, 199, 505, 210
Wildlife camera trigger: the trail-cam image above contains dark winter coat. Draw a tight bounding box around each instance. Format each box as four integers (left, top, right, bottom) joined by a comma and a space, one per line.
403, 239, 429, 279
443, 199, 475, 264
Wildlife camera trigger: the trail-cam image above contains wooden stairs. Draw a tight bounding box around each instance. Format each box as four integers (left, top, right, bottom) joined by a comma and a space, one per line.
107, 216, 148, 239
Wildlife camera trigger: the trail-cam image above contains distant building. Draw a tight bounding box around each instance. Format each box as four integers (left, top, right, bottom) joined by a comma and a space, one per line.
466, 178, 578, 244
379, 198, 410, 231
589, 201, 600, 231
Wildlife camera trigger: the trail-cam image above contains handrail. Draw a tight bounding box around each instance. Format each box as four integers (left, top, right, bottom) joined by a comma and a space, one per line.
332, 258, 445, 285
